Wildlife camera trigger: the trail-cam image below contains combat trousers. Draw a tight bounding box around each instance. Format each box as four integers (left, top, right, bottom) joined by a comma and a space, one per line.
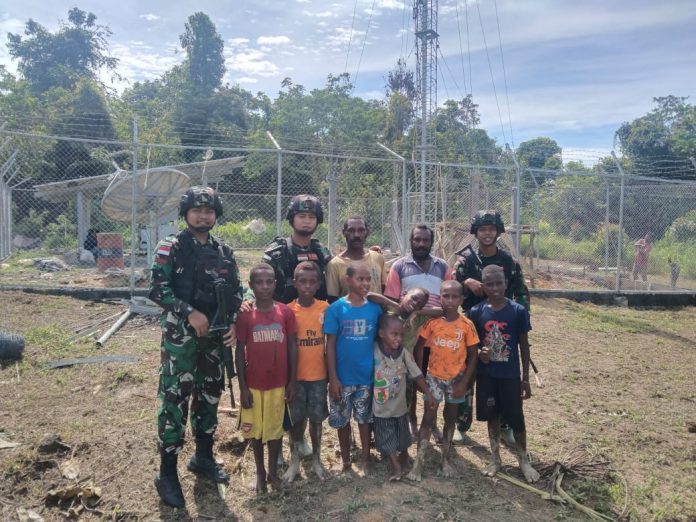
157, 314, 224, 454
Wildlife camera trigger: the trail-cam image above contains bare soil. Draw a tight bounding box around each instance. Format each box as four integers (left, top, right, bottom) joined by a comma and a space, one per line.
1, 292, 695, 521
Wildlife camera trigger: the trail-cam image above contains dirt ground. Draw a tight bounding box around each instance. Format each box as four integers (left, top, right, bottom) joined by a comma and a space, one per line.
1, 292, 695, 521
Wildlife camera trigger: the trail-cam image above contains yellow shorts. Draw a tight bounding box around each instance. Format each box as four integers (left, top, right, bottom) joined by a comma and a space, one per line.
239, 387, 286, 443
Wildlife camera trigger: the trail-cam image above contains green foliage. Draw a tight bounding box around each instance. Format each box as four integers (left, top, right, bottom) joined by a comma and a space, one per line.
516, 137, 561, 170
667, 209, 696, 242
593, 223, 632, 262
7, 8, 119, 93
538, 175, 605, 239
180, 12, 225, 93
44, 214, 77, 249
651, 238, 696, 280
215, 219, 295, 248
616, 95, 696, 178
533, 220, 631, 266
14, 209, 48, 237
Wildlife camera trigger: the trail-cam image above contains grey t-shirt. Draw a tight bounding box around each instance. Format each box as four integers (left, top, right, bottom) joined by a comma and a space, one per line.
372, 342, 422, 418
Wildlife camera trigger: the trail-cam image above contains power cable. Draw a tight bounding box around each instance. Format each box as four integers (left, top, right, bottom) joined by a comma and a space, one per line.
454, 1, 469, 96
493, 0, 514, 147
343, 0, 359, 74
465, 0, 473, 96
476, 1, 507, 145
352, 0, 377, 88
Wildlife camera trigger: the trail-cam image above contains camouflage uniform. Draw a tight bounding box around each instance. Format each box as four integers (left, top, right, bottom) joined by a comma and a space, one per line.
454, 247, 530, 312
263, 237, 332, 304
150, 228, 243, 455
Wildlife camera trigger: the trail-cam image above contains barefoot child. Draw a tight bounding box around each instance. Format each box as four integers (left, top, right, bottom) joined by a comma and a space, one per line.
368, 287, 436, 437
373, 314, 436, 480
324, 263, 383, 476
408, 280, 479, 481
468, 264, 540, 483
283, 262, 330, 482
236, 264, 298, 493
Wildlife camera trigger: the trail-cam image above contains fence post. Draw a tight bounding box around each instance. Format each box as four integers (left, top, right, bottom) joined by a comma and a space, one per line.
129, 117, 138, 298
267, 132, 283, 236
611, 151, 625, 292
507, 145, 522, 257
604, 182, 610, 275
327, 162, 338, 252
376, 143, 407, 252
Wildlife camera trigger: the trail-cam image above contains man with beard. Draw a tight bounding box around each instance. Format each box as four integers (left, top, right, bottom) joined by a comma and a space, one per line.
263, 194, 332, 304
384, 224, 451, 439
326, 216, 386, 302
150, 186, 243, 508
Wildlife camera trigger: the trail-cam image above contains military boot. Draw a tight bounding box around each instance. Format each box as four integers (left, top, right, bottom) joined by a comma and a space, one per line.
187, 434, 229, 483
155, 452, 185, 508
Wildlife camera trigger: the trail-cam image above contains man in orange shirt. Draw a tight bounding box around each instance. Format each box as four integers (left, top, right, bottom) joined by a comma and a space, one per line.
283, 261, 330, 482
407, 280, 479, 481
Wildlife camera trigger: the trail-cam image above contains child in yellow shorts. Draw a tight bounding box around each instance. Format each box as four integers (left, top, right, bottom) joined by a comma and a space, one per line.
236, 264, 298, 493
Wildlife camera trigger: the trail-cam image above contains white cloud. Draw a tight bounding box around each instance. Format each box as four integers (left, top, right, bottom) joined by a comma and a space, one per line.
257, 35, 291, 45
375, 0, 405, 8
303, 9, 339, 18
235, 76, 258, 84
228, 37, 250, 47
139, 14, 160, 21
227, 49, 280, 77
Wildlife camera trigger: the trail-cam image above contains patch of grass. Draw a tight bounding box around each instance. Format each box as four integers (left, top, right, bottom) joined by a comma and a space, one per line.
563, 476, 618, 518
110, 369, 144, 388
564, 303, 658, 334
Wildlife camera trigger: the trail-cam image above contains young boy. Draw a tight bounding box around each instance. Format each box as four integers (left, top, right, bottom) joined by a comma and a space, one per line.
283, 261, 330, 482
407, 280, 479, 481
368, 287, 436, 437
468, 264, 540, 483
373, 314, 436, 481
324, 262, 383, 477
236, 263, 298, 493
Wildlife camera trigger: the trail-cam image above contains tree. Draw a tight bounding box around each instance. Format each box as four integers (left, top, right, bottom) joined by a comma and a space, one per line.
434, 95, 480, 133
615, 96, 695, 173
180, 12, 225, 93
384, 60, 416, 145
7, 8, 118, 93
516, 137, 562, 170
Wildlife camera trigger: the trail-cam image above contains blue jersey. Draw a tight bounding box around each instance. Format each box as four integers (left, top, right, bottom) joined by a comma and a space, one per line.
468, 299, 531, 380
323, 297, 383, 386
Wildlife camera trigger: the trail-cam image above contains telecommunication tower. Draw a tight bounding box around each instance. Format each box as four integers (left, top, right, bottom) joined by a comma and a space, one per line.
413, 0, 439, 223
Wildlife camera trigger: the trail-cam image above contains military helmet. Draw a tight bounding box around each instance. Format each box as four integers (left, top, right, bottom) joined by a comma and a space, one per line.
286, 194, 324, 225
470, 210, 505, 234
179, 186, 223, 218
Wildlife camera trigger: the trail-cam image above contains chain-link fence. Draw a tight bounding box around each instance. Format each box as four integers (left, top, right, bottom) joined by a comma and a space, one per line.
2, 124, 696, 293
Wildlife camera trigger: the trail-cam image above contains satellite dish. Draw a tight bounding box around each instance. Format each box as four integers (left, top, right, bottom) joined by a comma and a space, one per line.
101, 167, 190, 223
101, 167, 190, 265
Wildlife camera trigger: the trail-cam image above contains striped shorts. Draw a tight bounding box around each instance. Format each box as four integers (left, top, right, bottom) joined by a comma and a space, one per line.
373, 413, 412, 456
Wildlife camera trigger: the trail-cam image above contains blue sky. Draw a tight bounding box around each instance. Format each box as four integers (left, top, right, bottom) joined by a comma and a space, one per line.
1, 0, 695, 164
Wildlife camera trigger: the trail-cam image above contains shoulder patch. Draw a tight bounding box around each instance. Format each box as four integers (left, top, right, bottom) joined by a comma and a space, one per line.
155, 243, 171, 264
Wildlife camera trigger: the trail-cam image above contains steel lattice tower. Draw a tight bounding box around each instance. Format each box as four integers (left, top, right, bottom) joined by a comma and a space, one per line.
414, 0, 439, 224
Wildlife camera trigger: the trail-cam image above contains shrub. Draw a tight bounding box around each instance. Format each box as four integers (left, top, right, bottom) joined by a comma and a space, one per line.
667, 210, 696, 242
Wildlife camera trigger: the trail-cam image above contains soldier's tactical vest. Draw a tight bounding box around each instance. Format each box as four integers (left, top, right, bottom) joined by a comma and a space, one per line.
267, 236, 328, 303
171, 230, 241, 317
456, 246, 520, 306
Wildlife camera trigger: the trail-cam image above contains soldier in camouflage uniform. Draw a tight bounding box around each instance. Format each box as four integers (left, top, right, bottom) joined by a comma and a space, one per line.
454, 210, 530, 312
150, 186, 243, 508
263, 194, 332, 304
452, 210, 530, 443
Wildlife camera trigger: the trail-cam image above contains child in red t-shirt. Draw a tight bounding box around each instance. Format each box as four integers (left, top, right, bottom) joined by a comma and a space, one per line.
236, 263, 298, 493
